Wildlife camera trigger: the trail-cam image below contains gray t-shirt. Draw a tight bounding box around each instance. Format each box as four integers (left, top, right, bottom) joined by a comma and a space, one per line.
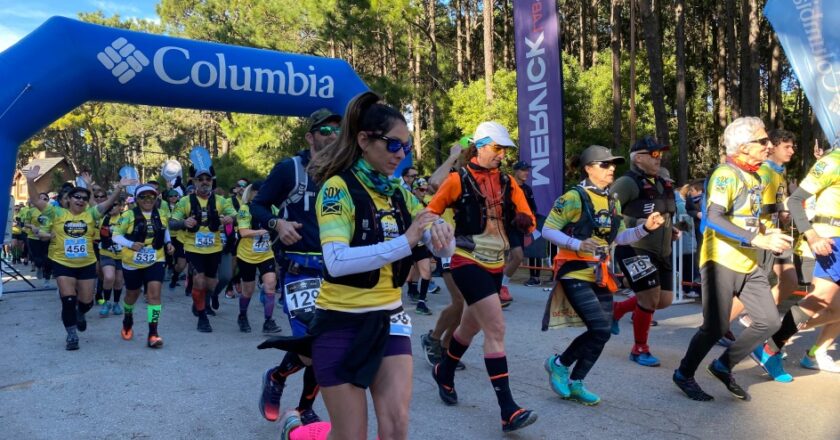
610, 172, 674, 257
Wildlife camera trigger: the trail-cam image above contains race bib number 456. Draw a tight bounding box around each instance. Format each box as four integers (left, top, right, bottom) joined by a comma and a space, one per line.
284, 278, 321, 317
64, 238, 88, 259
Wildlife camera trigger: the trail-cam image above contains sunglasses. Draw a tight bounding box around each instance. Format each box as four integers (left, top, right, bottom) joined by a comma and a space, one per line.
368, 133, 412, 155
72, 194, 90, 201
589, 161, 617, 169
137, 194, 157, 201
406, 174, 419, 179
94, 193, 107, 198
196, 176, 213, 183
638, 150, 664, 159
312, 126, 341, 136
750, 137, 771, 146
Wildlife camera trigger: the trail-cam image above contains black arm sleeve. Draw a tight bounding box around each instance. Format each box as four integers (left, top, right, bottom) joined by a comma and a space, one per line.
706, 202, 758, 245
250, 159, 294, 229
787, 187, 814, 235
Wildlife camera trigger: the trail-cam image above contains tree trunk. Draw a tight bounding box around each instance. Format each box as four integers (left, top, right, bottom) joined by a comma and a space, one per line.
715, 1, 728, 155
465, 0, 474, 80
739, 0, 760, 116
591, 0, 599, 67
769, 33, 783, 128
675, 0, 687, 184
483, 0, 494, 102
611, 0, 622, 151
725, 0, 740, 118
456, 0, 464, 81
638, 0, 670, 146
426, 0, 440, 161
579, 2, 587, 68
502, 0, 511, 69
629, 0, 637, 145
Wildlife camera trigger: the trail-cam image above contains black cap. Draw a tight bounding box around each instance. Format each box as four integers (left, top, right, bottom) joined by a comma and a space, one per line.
631, 136, 669, 153
513, 161, 532, 171
579, 145, 626, 166
307, 108, 341, 131
67, 186, 91, 197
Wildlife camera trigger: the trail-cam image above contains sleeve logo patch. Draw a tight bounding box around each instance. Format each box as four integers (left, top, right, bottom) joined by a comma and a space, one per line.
321, 186, 342, 215
813, 161, 827, 178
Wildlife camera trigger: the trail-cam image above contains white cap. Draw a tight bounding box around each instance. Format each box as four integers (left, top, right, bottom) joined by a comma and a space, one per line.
473, 121, 515, 148
134, 184, 158, 197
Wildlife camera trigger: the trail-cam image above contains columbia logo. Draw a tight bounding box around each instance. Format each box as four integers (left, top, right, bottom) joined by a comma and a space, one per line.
829, 94, 840, 116
97, 38, 149, 84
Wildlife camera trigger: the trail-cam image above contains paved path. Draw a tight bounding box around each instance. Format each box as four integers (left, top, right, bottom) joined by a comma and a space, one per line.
2, 270, 839, 439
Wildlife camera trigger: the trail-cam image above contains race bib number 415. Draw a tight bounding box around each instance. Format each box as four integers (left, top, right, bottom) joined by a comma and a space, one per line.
64, 238, 88, 259
284, 278, 321, 317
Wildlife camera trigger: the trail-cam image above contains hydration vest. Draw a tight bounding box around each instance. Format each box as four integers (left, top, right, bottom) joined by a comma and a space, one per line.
187, 194, 220, 233
124, 207, 165, 250
452, 165, 516, 237
562, 185, 622, 244
620, 170, 676, 218
99, 215, 115, 249
321, 169, 418, 289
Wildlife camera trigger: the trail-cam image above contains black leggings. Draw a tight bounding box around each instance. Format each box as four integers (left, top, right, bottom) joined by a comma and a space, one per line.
557, 278, 613, 380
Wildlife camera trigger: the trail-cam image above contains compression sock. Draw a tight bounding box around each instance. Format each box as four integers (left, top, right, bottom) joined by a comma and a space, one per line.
95, 281, 104, 305
419, 278, 430, 302
613, 295, 637, 321
123, 304, 134, 330
407, 281, 418, 297
631, 304, 655, 354
61, 296, 78, 328
192, 288, 206, 312
239, 295, 251, 315
484, 353, 520, 421
113, 288, 122, 303
770, 305, 810, 353
264, 289, 276, 319
437, 334, 469, 386
77, 300, 93, 317
297, 366, 319, 411
147, 304, 161, 336
808, 345, 822, 357
273, 352, 306, 383
103, 288, 112, 302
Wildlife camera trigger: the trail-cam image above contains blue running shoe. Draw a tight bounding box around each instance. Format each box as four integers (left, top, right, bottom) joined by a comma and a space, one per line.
544, 355, 570, 397
610, 319, 620, 336
567, 380, 600, 405
751, 345, 793, 383
279, 410, 302, 440
800, 352, 840, 373
630, 352, 661, 367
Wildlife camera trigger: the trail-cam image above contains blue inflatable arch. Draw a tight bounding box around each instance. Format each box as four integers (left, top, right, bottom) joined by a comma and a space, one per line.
0, 16, 370, 229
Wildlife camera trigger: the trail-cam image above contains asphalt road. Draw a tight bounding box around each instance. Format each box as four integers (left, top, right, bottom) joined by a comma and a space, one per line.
2, 269, 839, 439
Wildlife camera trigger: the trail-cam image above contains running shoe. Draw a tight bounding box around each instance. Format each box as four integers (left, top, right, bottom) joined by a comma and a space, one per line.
65, 330, 79, 351
672, 370, 713, 401
630, 352, 661, 367
197, 315, 213, 333
121, 314, 134, 340
147, 335, 164, 348
428, 280, 441, 294
544, 354, 571, 398
76, 309, 87, 332
407, 290, 419, 304
262, 318, 281, 334
112, 303, 123, 315
706, 360, 750, 400
99, 301, 112, 317
499, 286, 513, 308
716, 330, 736, 347
415, 301, 432, 316
610, 318, 620, 336
191, 305, 199, 317
211, 292, 220, 310
432, 363, 458, 405
750, 345, 793, 383
567, 380, 600, 405
224, 290, 236, 299
36, 267, 43, 279
456, 360, 466, 371
121, 327, 133, 340
800, 352, 840, 373
259, 368, 285, 422
238, 314, 252, 333
501, 408, 537, 433
524, 277, 541, 287
206, 307, 216, 316
421, 331, 443, 367
278, 410, 302, 440
298, 408, 321, 425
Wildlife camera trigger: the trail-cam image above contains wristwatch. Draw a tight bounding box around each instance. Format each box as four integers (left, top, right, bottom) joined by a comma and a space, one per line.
268, 218, 279, 230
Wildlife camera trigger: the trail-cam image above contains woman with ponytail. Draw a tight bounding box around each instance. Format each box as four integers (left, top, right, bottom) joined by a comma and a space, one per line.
307, 91, 454, 439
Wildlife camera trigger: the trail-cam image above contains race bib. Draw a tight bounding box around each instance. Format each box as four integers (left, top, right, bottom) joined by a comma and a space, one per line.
284, 278, 321, 316
133, 246, 157, 265
621, 255, 656, 282
389, 311, 412, 337
195, 232, 215, 248
252, 234, 270, 253
64, 238, 88, 259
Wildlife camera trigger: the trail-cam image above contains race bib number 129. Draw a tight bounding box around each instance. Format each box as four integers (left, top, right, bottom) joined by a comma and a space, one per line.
284, 278, 321, 316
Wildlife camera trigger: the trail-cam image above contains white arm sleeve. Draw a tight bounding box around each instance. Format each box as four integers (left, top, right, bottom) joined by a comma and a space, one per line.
421, 229, 456, 258
113, 235, 133, 248
323, 236, 413, 277
541, 225, 581, 251
614, 225, 649, 245
165, 229, 172, 243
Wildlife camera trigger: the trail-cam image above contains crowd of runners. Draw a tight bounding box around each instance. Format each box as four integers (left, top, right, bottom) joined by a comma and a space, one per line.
9, 91, 840, 439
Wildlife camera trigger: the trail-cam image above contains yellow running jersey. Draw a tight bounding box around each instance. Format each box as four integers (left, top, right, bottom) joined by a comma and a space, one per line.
42, 205, 101, 268
757, 161, 787, 229
236, 204, 273, 264
170, 195, 237, 254
799, 149, 840, 240
114, 208, 170, 269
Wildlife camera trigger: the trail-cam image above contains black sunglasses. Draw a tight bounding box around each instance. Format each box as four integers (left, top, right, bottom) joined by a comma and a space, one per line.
750, 137, 771, 146
368, 132, 412, 155
312, 126, 341, 136
72, 194, 90, 201
589, 161, 617, 169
